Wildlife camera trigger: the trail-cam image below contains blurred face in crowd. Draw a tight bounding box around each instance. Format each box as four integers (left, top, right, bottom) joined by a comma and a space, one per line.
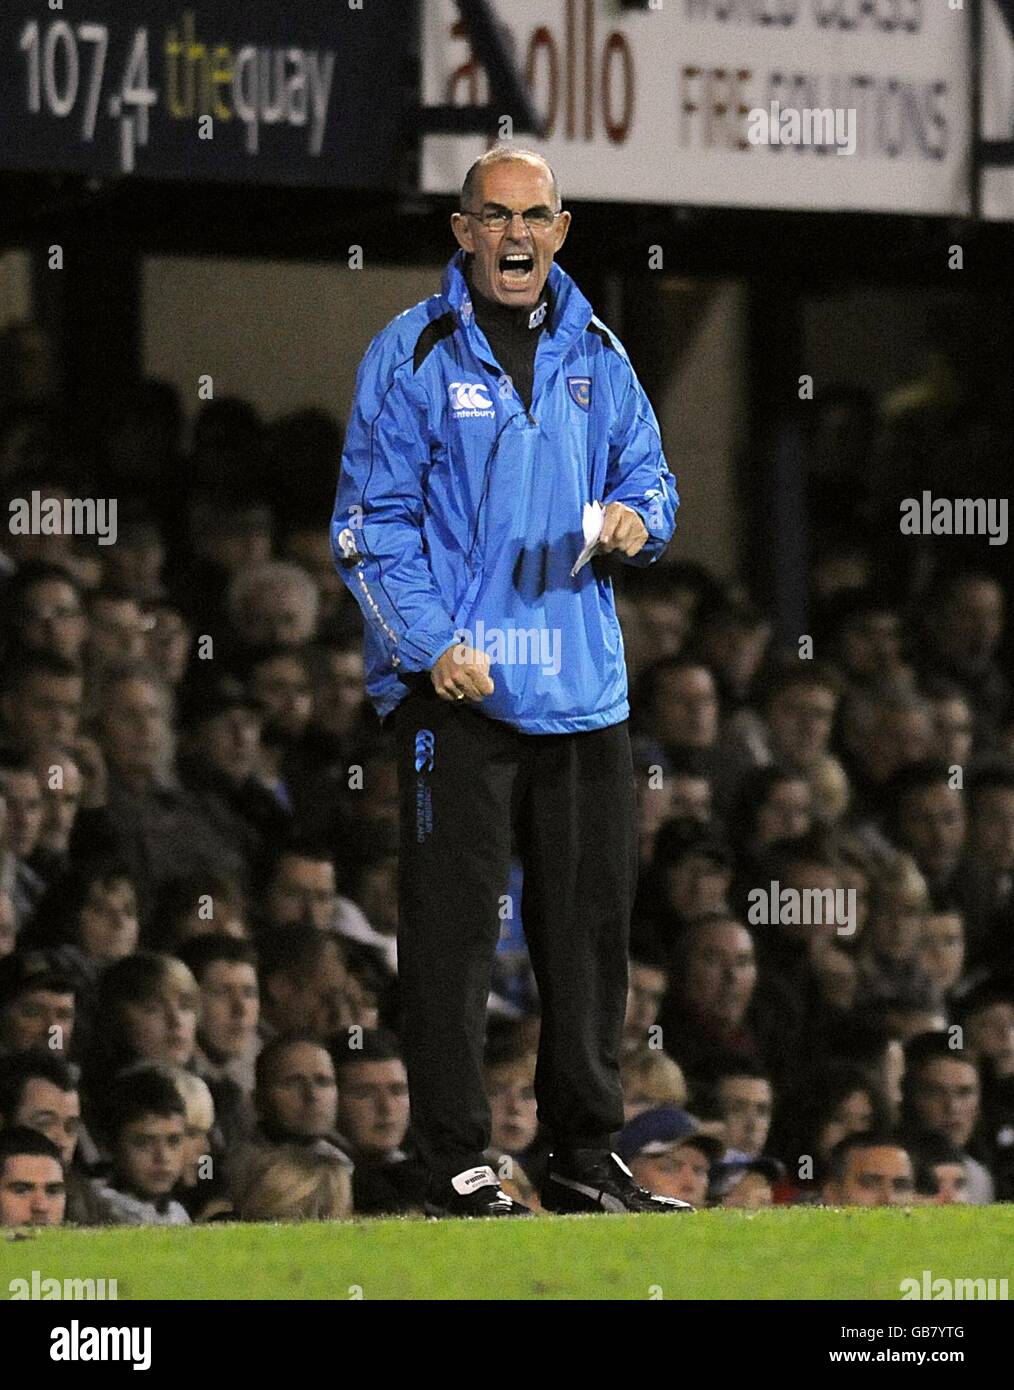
665, 852, 730, 922
717, 1076, 773, 1157
669, 774, 711, 825
911, 1058, 979, 1148
927, 1161, 968, 1205
32, 752, 83, 854
824, 1145, 914, 1207
311, 649, 365, 738
778, 860, 841, 947
18, 579, 86, 661
261, 1042, 337, 1138
144, 605, 192, 686
867, 890, 924, 964
624, 963, 667, 1048
2, 670, 83, 750
87, 596, 149, 666
755, 777, 812, 847
1, 989, 75, 1054
197, 509, 273, 574
630, 1140, 711, 1206
250, 654, 313, 741
964, 1002, 1014, 1078
720, 1170, 774, 1208
0, 1153, 65, 1227
766, 682, 836, 771
0, 893, 17, 958
971, 786, 1014, 875
267, 855, 337, 932
114, 1113, 186, 1199
654, 666, 719, 750
936, 578, 1003, 669
485, 1059, 538, 1154
14, 1079, 81, 1165
240, 579, 316, 648
191, 707, 262, 784
701, 619, 770, 693
0, 768, 44, 859
884, 1006, 947, 1043
811, 946, 858, 1015
682, 920, 756, 1031
896, 784, 966, 882
284, 529, 345, 618
103, 532, 165, 597
864, 706, 933, 784
637, 598, 690, 661
637, 783, 674, 864
173, 893, 247, 945
929, 695, 974, 768
450, 155, 570, 308
78, 876, 140, 962
99, 677, 171, 784
199, 960, 259, 1061
123, 984, 198, 1067
337, 1058, 411, 1158
919, 912, 965, 997
840, 611, 902, 681
263, 938, 350, 1036
817, 1088, 875, 1164
361, 758, 399, 836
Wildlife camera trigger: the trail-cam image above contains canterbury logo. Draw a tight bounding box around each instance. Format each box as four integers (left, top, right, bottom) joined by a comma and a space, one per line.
448, 381, 493, 413
414, 729, 435, 772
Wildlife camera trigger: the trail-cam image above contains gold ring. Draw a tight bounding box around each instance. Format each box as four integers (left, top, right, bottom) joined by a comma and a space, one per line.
455, 691, 465, 700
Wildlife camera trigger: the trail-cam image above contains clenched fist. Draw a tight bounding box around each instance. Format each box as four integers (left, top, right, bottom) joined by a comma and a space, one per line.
431, 643, 495, 702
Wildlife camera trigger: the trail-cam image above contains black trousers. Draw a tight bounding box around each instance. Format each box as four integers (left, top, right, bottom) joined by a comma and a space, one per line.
393, 683, 638, 1182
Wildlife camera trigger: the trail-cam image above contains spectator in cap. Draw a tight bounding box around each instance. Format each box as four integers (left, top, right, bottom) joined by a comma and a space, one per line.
615, 1106, 724, 1207
821, 1132, 915, 1207
0, 1125, 65, 1227
176, 673, 292, 868
0, 950, 76, 1059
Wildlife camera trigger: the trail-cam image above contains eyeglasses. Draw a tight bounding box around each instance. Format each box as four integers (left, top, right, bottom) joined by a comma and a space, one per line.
461, 205, 560, 232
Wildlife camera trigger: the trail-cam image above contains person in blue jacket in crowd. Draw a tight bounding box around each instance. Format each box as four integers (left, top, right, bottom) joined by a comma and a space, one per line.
332, 145, 684, 1216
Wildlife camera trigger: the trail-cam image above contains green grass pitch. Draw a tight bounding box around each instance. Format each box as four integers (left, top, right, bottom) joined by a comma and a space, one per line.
3, 1206, 1012, 1300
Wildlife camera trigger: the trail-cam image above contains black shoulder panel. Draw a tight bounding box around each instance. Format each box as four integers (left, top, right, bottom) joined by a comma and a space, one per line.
586, 320, 617, 351
413, 312, 457, 373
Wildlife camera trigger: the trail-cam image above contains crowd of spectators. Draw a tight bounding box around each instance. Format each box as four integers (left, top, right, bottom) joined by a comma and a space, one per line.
0, 321, 1011, 1226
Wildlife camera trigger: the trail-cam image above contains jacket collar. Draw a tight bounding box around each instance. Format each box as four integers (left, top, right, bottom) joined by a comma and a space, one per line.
441, 249, 593, 361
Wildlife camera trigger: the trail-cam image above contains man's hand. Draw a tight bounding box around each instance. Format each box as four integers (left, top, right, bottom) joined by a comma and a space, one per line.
431, 644, 495, 702
597, 502, 649, 558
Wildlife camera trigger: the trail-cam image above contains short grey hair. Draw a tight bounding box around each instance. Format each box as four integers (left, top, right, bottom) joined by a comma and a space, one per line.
460, 146, 561, 213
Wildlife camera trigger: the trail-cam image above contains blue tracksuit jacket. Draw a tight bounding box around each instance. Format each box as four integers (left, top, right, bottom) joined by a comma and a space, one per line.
330, 249, 678, 733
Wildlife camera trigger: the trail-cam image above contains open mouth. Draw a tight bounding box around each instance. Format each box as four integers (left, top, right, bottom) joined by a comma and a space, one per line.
498, 252, 534, 285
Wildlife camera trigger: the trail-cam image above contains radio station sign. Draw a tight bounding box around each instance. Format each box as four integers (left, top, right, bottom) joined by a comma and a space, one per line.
421, 0, 971, 216
0, 2, 408, 187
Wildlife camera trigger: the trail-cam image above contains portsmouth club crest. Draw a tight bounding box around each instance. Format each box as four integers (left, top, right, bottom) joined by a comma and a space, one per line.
567, 376, 592, 411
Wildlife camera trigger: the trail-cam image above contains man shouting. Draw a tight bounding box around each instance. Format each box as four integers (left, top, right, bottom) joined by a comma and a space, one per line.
332, 147, 684, 1216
